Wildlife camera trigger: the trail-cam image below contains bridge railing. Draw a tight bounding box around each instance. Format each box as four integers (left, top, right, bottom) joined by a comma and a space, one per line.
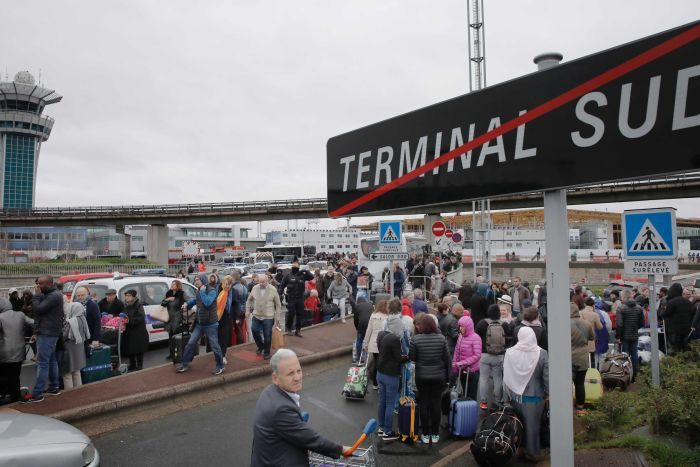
0, 263, 168, 277
0, 197, 329, 218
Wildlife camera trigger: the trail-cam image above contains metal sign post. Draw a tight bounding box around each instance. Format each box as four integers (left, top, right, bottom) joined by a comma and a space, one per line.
622, 207, 677, 388
648, 276, 660, 387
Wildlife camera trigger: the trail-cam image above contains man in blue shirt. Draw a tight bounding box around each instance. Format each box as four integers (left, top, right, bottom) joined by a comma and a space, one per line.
177, 274, 225, 375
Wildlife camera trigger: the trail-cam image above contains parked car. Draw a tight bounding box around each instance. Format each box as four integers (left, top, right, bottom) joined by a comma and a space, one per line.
603, 280, 642, 297
0, 411, 99, 466
71, 275, 198, 344
57, 272, 120, 301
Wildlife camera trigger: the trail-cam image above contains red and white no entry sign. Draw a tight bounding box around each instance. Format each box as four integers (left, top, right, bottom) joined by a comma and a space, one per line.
445, 229, 454, 239
432, 221, 446, 237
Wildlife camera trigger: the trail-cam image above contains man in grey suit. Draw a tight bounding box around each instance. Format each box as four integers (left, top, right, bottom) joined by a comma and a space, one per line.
251, 349, 349, 466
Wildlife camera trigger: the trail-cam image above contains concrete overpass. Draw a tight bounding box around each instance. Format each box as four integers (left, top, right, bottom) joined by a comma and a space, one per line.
1, 172, 698, 263
0, 173, 698, 227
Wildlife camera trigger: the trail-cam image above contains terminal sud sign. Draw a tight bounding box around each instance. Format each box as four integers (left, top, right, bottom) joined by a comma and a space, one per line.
327, 21, 700, 217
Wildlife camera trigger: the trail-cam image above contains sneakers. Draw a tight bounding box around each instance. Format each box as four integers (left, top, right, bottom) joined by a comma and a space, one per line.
431, 435, 440, 444
372, 384, 379, 390
479, 401, 488, 410
223, 357, 228, 365
212, 367, 224, 375
420, 434, 430, 444
341, 319, 347, 323
381, 431, 400, 441
255, 348, 263, 355
294, 331, 303, 337
44, 388, 62, 396
176, 365, 189, 373
377, 428, 386, 437
21, 394, 44, 403
263, 354, 271, 360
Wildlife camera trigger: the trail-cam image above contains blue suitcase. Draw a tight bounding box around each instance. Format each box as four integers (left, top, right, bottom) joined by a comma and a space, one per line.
449, 370, 479, 438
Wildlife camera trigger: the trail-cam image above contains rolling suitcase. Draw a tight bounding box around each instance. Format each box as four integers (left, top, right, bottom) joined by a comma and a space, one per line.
342, 352, 368, 399
449, 370, 479, 438
584, 356, 604, 404
81, 345, 113, 384
600, 346, 632, 390
171, 333, 199, 364
397, 361, 420, 443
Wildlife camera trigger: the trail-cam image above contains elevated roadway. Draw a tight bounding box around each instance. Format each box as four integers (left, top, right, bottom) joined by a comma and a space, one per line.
1, 173, 699, 226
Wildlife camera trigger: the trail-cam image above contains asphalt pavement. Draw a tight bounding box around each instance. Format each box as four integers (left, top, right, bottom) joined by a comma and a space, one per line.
93, 361, 472, 467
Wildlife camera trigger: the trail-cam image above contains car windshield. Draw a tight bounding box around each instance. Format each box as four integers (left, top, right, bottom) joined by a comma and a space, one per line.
62, 281, 77, 294
253, 263, 269, 270
82, 285, 109, 302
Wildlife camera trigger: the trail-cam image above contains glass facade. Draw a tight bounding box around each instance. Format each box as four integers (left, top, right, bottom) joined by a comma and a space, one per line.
3, 134, 35, 208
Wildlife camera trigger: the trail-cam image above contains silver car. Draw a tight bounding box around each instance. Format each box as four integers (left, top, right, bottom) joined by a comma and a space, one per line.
0, 411, 100, 466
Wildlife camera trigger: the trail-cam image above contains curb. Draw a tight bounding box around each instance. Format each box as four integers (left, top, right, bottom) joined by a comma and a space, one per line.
51, 345, 352, 423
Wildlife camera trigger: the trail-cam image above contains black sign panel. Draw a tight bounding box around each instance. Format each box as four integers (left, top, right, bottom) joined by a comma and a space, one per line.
327, 21, 700, 217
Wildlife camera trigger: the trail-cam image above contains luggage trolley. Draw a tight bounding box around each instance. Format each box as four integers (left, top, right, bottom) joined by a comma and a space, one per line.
100, 316, 129, 376
308, 419, 378, 467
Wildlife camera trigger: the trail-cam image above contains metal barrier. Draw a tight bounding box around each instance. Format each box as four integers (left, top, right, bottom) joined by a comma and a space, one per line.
0, 263, 167, 277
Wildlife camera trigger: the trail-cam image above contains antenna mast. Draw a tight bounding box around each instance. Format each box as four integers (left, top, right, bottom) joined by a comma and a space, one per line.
467, 0, 492, 283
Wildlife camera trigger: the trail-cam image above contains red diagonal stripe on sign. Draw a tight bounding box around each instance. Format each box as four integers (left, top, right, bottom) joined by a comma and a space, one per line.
329, 23, 700, 218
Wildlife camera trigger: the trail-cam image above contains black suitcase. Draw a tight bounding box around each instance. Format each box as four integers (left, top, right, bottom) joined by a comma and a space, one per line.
321, 303, 340, 321
170, 331, 199, 364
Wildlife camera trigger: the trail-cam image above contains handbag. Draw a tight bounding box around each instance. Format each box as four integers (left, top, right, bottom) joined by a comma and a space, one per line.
271, 325, 284, 350
150, 305, 170, 323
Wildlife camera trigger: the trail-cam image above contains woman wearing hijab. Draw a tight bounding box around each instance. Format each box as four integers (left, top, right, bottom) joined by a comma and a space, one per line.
503, 326, 549, 462
62, 302, 91, 389
122, 289, 149, 371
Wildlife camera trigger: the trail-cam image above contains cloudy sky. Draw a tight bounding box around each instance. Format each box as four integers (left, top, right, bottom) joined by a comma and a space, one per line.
2, 1, 699, 231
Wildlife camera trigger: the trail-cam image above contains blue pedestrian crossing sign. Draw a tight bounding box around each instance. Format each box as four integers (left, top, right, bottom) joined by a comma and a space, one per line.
622, 208, 677, 260
379, 221, 402, 245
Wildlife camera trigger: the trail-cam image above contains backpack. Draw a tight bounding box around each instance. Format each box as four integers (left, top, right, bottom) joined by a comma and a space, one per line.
485, 319, 506, 355
471, 406, 524, 466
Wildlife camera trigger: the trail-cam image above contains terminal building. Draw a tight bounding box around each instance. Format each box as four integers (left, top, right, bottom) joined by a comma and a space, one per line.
0, 71, 62, 209
265, 228, 361, 255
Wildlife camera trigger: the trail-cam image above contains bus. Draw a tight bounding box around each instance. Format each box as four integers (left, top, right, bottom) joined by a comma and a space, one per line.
256, 245, 316, 263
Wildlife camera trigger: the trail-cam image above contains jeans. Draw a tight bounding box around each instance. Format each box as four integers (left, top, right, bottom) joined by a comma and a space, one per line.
356, 289, 369, 302
377, 372, 400, 433
332, 298, 346, 320
621, 339, 639, 381
182, 323, 224, 369
251, 317, 274, 356
478, 353, 504, 406
32, 335, 60, 397
355, 332, 365, 363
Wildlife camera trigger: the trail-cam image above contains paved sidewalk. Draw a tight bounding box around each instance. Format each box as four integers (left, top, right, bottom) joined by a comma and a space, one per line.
10, 319, 357, 420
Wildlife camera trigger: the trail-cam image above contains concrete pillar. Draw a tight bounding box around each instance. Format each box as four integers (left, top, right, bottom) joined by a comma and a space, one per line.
147, 224, 169, 266
115, 225, 131, 260
423, 213, 440, 255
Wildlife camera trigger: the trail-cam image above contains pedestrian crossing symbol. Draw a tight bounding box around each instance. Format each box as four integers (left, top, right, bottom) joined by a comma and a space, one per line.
622, 208, 676, 260
379, 221, 402, 245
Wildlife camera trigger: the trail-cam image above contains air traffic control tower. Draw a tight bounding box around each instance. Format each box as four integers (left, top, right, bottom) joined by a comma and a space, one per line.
0, 71, 62, 208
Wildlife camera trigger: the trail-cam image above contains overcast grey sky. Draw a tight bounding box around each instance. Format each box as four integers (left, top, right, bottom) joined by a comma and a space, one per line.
2, 1, 699, 230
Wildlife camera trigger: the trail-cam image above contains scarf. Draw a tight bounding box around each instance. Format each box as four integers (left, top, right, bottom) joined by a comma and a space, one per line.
503, 326, 540, 399
67, 302, 90, 345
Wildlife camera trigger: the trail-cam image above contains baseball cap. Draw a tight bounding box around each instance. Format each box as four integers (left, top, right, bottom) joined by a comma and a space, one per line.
106, 289, 117, 295
9, 287, 17, 294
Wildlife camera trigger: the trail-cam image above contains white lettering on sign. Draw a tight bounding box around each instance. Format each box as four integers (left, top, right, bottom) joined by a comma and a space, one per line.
336, 110, 538, 193
571, 65, 700, 148
672, 64, 700, 130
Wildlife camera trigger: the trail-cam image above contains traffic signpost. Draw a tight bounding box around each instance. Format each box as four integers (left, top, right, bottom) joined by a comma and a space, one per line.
431, 221, 446, 237
327, 21, 700, 467
378, 221, 403, 296
622, 208, 678, 388
369, 252, 409, 261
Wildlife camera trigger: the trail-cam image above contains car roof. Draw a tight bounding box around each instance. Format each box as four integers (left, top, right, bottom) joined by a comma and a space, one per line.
57, 272, 116, 283
74, 276, 195, 289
